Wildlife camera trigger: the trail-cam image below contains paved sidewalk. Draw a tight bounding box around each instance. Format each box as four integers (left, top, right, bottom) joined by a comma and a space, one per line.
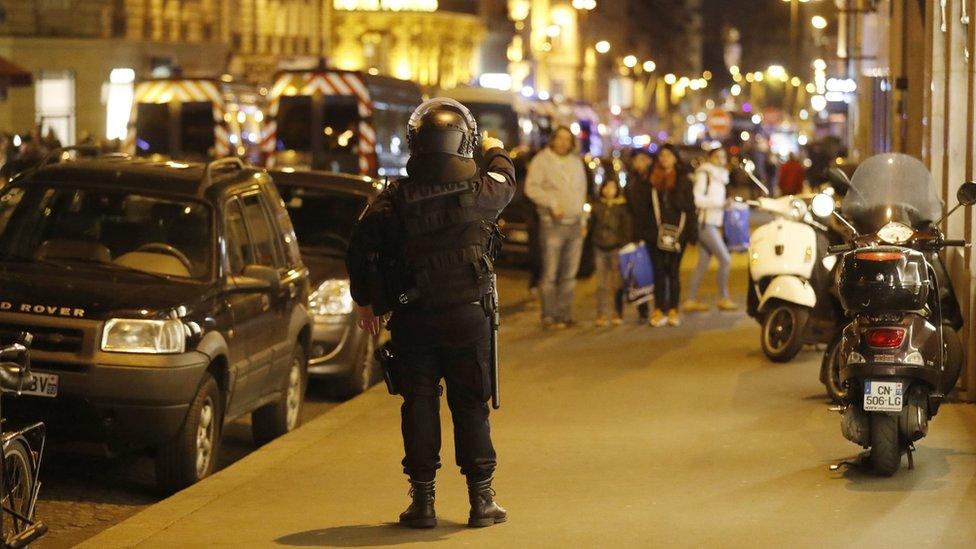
81, 258, 976, 548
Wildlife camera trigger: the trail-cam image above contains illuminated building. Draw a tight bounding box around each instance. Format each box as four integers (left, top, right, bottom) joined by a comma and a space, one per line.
330, 1, 486, 89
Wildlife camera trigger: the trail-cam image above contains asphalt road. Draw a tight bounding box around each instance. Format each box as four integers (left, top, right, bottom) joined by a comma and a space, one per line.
32, 381, 347, 549
77, 257, 976, 548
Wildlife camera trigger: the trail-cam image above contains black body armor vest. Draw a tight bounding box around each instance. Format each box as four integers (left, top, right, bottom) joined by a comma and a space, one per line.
388, 176, 494, 311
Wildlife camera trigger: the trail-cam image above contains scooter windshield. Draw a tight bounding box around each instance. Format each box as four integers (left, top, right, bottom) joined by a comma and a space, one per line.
841, 153, 944, 233
841, 153, 943, 233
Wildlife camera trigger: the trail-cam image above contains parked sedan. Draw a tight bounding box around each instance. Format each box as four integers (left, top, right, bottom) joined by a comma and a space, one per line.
269, 169, 383, 398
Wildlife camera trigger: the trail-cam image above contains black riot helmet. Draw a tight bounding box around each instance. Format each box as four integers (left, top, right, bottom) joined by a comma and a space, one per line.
407, 98, 478, 158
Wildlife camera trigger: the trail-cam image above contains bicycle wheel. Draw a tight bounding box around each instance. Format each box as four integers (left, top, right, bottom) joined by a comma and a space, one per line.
1, 439, 33, 540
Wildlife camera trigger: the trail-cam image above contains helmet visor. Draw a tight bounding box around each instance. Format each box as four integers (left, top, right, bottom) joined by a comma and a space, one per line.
411, 128, 466, 156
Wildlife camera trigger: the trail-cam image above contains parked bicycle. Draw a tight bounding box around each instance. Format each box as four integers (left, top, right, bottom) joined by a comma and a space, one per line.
0, 333, 48, 548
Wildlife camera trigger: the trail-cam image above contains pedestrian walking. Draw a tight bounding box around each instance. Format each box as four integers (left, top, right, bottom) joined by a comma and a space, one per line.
524, 126, 588, 329
777, 153, 806, 196
591, 177, 631, 327
346, 98, 514, 529
685, 146, 738, 312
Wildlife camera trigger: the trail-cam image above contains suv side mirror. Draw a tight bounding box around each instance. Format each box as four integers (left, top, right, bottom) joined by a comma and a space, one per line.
957, 181, 976, 206
229, 265, 280, 293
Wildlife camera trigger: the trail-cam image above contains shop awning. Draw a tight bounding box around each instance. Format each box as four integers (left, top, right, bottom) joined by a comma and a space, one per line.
0, 56, 32, 87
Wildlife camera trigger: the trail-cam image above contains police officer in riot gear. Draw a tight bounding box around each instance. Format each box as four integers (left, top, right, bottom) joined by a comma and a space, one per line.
346, 98, 515, 529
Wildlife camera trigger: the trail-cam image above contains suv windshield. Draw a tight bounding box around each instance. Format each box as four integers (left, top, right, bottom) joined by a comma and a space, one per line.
0, 185, 213, 279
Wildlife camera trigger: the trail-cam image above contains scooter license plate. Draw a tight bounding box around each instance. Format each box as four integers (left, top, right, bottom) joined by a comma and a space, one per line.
863, 380, 902, 412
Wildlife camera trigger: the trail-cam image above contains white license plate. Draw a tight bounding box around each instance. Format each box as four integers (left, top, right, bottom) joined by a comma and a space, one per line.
22, 372, 59, 398
863, 380, 902, 412
507, 229, 529, 244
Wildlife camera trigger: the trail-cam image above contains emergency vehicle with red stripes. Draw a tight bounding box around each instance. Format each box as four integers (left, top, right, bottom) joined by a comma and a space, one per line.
261, 69, 423, 178
124, 77, 265, 163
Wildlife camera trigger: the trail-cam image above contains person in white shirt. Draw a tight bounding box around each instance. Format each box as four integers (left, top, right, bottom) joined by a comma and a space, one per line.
524, 126, 588, 329
684, 146, 738, 312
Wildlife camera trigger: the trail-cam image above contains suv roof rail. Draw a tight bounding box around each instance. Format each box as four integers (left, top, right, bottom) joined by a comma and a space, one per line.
40, 145, 106, 166
202, 157, 246, 186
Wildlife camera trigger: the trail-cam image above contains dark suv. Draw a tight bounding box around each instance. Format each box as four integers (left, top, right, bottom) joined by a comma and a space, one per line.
0, 155, 312, 491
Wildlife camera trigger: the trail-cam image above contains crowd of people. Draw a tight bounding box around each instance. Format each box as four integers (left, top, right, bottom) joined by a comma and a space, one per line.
522, 129, 818, 331
0, 125, 122, 178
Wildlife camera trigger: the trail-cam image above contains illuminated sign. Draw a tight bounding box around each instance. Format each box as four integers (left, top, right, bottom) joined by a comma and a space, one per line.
333, 0, 438, 11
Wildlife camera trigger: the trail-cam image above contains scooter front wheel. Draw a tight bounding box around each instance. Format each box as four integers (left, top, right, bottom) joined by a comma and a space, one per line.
869, 413, 902, 476
761, 303, 808, 363
822, 333, 848, 403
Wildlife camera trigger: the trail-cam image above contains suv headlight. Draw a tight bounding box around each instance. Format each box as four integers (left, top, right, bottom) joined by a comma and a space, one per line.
309, 279, 354, 318
101, 319, 186, 354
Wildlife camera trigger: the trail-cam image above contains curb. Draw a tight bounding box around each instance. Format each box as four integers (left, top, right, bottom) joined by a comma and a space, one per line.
77, 384, 388, 548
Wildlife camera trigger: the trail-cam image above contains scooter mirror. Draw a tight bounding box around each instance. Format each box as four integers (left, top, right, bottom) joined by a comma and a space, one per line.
826, 167, 852, 191
811, 193, 836, 218
957, 181, 976, 206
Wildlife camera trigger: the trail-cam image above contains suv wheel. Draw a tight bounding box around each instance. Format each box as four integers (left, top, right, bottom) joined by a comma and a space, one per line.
252, 344, 307, 446
155, 373, 222, 493
334, 334, 376, 400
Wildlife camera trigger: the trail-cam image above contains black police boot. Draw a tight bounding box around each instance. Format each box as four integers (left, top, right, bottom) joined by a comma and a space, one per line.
467, 477, 507, 527
399, 480, 437, 528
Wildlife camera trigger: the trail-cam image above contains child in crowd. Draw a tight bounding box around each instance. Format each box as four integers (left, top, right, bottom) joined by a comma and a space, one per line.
591, 177, 631, 327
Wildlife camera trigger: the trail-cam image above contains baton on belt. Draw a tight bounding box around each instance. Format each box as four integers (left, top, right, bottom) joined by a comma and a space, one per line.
489, 270, 500, 409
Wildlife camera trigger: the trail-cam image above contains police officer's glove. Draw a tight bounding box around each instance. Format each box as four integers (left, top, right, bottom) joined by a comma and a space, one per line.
482, 137, 504, 152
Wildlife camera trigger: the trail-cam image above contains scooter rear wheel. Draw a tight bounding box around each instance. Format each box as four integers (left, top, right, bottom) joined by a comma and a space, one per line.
761, 304, 808, 363
869, 413, 902, 476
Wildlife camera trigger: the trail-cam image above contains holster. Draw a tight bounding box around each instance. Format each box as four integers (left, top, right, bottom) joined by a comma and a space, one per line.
374, 342, 403, 395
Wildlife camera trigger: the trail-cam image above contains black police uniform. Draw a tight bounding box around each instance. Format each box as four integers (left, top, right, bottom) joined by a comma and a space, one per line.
346, 101, 515, 528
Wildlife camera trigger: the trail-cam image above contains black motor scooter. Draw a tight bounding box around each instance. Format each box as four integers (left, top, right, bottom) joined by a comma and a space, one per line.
813, 153, 975, 476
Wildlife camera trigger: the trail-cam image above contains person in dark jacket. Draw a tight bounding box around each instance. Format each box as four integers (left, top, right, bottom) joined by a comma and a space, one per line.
346, 98, 514, 529
626, 144, 697, 327
590, 177, 631, 326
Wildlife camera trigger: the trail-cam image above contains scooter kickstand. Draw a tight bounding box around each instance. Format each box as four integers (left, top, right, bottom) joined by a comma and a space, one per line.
829, 451, 870, 472
906, 443, 916, 470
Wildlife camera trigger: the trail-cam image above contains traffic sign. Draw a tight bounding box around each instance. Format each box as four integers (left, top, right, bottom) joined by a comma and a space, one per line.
707, 109, 732, 138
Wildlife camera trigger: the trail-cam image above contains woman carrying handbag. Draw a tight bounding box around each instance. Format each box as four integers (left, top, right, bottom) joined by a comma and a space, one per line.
627, 144, 698, 327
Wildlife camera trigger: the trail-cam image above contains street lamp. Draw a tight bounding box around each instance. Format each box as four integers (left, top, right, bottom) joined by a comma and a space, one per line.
595, 40, 610, 54
574, 0, 596, 102
623, 55, 638, 68
767, 64, 787, 81
643, 60, 656, 73
664, 73, 677, 85
811, 15, 827, 30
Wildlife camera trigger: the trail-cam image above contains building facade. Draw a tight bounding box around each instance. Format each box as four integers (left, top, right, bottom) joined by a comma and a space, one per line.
330, 1, 485, 89
0, 0, 487, 144
851, 0, 976, 401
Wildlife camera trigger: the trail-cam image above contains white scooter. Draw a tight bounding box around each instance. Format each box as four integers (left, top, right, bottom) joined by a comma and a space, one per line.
745, 194, 844, 362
